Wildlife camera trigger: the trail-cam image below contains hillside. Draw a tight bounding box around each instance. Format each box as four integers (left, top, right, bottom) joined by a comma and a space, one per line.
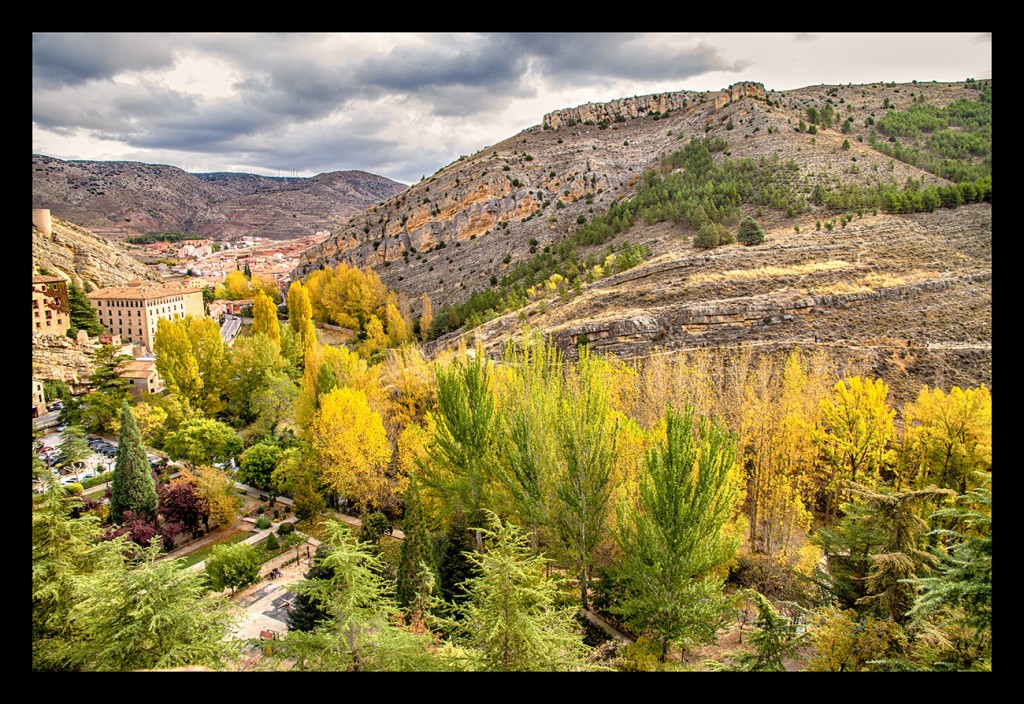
293, 79, 991, 399
31, 155, 407, 241
32, 211, 161, 292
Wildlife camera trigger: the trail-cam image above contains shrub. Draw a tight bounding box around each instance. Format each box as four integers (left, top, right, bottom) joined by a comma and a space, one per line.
255, 517, 271, 530
64, 482, 83, 495
264, 533, 280, 551
277, 521, 295, 536
738, 216, 766, 246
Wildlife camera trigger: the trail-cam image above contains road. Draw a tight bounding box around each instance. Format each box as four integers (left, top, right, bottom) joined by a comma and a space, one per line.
221, 314, 241, 345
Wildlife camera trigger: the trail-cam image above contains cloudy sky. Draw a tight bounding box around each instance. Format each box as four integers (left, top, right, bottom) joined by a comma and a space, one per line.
32, 32, 991, 185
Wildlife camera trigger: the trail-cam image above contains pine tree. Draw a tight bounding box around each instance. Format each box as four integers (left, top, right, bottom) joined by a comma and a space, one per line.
614, 403, 743, 661
396, 474, 436, 611
109, 400, 159, 523
737, 216, 766, 245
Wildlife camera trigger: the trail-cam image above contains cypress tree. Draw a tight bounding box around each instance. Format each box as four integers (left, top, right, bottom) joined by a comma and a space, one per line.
109, 400, 158, 523
396, 474, 435, 609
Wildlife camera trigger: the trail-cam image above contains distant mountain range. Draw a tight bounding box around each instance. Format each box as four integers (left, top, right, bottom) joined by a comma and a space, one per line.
31, 154, 408, 241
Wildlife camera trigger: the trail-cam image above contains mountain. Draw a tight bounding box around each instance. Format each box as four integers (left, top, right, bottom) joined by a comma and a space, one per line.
292, 80, 991, 401
31, 155, 408, 241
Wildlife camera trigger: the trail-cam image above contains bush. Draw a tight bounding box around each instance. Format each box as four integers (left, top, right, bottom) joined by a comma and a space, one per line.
738, 216, 766, 246
255, 517, 271, 530
264, 533, 280, 551
277, 521, 295, 536
64, 482, 83, 495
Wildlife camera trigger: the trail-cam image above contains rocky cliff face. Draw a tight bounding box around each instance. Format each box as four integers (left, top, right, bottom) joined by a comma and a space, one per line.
32, 212, 160, 292
32, 332, 98, 393
541, 82, 766, 129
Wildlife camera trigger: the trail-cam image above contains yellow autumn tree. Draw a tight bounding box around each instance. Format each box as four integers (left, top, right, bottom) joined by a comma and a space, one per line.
309, 386, 393, 510
816, 376, 896, 526
419, 293, 433, 341
216, 269, 252, 300
383, 292, 413, 347
251, 289, 280, 346
252, 273, 281, 304
175, 464, 242, 531
902, 384, 991, 492
740, 350, 825, 562
358, 314, 388, 359
381, 346, 437, 430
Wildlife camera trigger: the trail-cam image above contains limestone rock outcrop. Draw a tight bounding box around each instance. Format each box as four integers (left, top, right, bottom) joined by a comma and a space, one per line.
32, 211, 160, 292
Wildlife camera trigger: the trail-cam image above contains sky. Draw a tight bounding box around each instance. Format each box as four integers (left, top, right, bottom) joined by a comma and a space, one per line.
32, 32, 992, 185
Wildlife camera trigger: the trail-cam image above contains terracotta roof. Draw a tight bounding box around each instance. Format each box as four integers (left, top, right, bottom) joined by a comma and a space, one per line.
32, 276, 65, 284
121, 360, 156, 378
87, 282, 198, 300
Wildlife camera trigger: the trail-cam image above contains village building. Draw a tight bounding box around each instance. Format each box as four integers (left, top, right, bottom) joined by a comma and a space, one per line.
32, 275, 70, 336
87, 280, 205, 353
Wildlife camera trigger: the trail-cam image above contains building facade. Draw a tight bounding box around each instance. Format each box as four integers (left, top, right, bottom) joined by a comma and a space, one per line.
87, 281, 205, 353
120, 359, 164, 400
32, 379, 46, 418
32, 276, 70, 336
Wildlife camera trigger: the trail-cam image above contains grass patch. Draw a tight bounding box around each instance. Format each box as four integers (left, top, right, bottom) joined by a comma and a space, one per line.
294, 513, 343, 542
812, 270, 930, 296
687, 260, 852, 288
171, 529, 251, 569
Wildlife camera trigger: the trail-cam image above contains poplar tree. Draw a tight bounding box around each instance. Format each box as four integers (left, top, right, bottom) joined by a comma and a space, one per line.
422, 350, 499, 549
251, 289, 281, 346
109, 400, 158, 523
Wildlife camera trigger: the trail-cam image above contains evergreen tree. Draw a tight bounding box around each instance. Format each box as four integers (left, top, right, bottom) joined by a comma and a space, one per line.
433, 511, 478, 606
449, 511, 590, 671
708, 591, 806, 671
66, 280, 104, 337
109, 400, 159, 523
287, 546, 335, 632
396, 474, 436, 611
737, 216, 766, 246
614, 403, 743, 662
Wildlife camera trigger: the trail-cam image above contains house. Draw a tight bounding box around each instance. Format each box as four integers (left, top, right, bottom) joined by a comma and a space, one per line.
32, 276, 70, 337
32, 379, 46, 418
87, 280, 205, 354
120, 359, 164, 400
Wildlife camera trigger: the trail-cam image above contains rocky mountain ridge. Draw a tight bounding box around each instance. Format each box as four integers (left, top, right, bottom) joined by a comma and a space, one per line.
31, 155, 407, 241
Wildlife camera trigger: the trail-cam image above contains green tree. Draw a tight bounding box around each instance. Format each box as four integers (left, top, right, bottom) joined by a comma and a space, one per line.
614, 403, 744, 661
448, 512, 591, 671
708, 591, 806, 671
396, 473, 436, 613
737, 216, 766, 246
421, 350, 500, 549
266, 520, 442, 671
238, 442, 282, 490
693, 221, 720, 249
204, 542, 262, 595
73, 543, 241, 670
551, 349, 617, 609
225, 332, 289, 426
55, 424, 92, 473
163, 417, 242, 467
109, 400, 158, 523
906, 478, 991, 670
32, 470, 123, 671
66, 280, 104, 337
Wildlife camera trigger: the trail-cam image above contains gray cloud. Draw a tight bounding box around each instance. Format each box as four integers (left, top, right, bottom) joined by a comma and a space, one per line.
504, 33, 751, 85
32, 33, 178, 86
